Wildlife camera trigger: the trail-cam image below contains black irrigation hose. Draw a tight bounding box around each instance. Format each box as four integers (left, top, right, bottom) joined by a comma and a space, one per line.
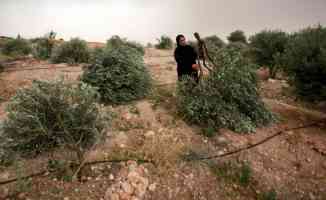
3, 65, 82, 73
0, 158, 154, 186
146, 55, 174, 58
190, 118, 326, 161
0, 170, 47, 186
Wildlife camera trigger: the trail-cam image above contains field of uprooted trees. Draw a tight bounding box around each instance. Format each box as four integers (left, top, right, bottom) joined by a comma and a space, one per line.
0, 26, 325, 200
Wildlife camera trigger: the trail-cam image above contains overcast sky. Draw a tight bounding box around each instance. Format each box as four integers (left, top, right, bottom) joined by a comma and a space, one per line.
0, 0, 326, 44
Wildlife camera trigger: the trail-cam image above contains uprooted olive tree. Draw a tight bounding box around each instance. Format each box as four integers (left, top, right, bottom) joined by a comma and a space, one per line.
176, 48, 275, 134
0, 79, 109, 176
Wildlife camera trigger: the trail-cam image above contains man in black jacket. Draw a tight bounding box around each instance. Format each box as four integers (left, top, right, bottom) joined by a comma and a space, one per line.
174, 34, 199, 82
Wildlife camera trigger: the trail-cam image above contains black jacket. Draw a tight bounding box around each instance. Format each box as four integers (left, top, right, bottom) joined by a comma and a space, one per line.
174, 45, 198, 79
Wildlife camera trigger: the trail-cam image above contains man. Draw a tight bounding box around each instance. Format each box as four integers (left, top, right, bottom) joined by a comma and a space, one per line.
174, 34, 199, 82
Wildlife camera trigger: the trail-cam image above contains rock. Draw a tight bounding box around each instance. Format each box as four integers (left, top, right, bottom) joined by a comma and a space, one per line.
145, 130, 155, 137
0, 187, 9, 199
122, 182, 134, 194
216, 136, 228, 144
322, 161, 326, 170
109, 174, 115, 180
109, 193, 119, 200
256, 67, 270, 80
64, 197, 70, 200
0, 172, 10, 180
18, 193, 26, 199
104, 161, 149, 200
120, 193, 132, 200
268, 78, 276, 83
127, 161, 138, 171
123, 113, 133, 120
149, 183, 157, 192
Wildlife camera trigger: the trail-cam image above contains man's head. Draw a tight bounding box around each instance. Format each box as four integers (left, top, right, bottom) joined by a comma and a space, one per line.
176, 34, 186, 47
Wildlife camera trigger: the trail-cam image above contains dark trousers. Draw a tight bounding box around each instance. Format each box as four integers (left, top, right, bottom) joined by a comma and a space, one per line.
177, 67, 199, 83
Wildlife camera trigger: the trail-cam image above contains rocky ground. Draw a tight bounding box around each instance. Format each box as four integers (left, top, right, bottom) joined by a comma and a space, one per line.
0, 48, 325, 200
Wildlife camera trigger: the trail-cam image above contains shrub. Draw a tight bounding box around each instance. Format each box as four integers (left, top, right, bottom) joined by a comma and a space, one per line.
2, 37, 32, 56
1, 79, 107, 161
176, 48, 275, 133
51, 38, 90, 64
284, 25, 326, 101
203, 35, 226, 59
32, 31, 57, 59
227, 30, 247, 43
249, 30, 289, 78
106, 35, 145, 56
259, 190, 277, 200
0, 36, 13, 49
81, 45, 151, 104
155, 35, 173, 49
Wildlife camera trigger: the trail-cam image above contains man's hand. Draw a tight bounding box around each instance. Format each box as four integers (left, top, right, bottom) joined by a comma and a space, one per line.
192, 64, 199, 71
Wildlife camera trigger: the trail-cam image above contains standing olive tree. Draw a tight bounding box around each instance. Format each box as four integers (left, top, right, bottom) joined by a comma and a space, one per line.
284, 25, 326, 101
227, 30, 247, 44
249, 30, 289, 78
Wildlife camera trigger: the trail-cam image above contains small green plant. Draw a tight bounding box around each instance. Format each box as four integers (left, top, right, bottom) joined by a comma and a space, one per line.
210, 161, 252, 187
47, 159, 74, 182
13, 161, 32, 195
129, 105, 140, 115
155, 35, 173, 49
239, 162, 252, 186
51, 38, 90, 64
149, 86, 174, 109
2, 37, 32, 57
259, 190, 277, 200
82, 45, 151, 104
202, 126, 217, 138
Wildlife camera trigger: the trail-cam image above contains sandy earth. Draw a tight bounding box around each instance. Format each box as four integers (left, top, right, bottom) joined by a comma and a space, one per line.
0, 48, 325, 200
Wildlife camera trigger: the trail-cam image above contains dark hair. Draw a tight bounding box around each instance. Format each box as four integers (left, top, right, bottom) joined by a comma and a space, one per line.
176, 34, 185, 46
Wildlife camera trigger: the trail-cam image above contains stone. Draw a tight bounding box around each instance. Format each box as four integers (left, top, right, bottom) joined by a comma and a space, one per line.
17, 193, 26, 199
268, 78, 276, 83
120, 193, 132, 200
148, 183, 157, 192
123, 113, 133, 120
0, 172, 10, 180
0, 187, 9, 199
309, 193, 316, 200
145, 130, 155, 137
217, 136, 228, 144
109, 174, 115, 180
122, 182, 134, 194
